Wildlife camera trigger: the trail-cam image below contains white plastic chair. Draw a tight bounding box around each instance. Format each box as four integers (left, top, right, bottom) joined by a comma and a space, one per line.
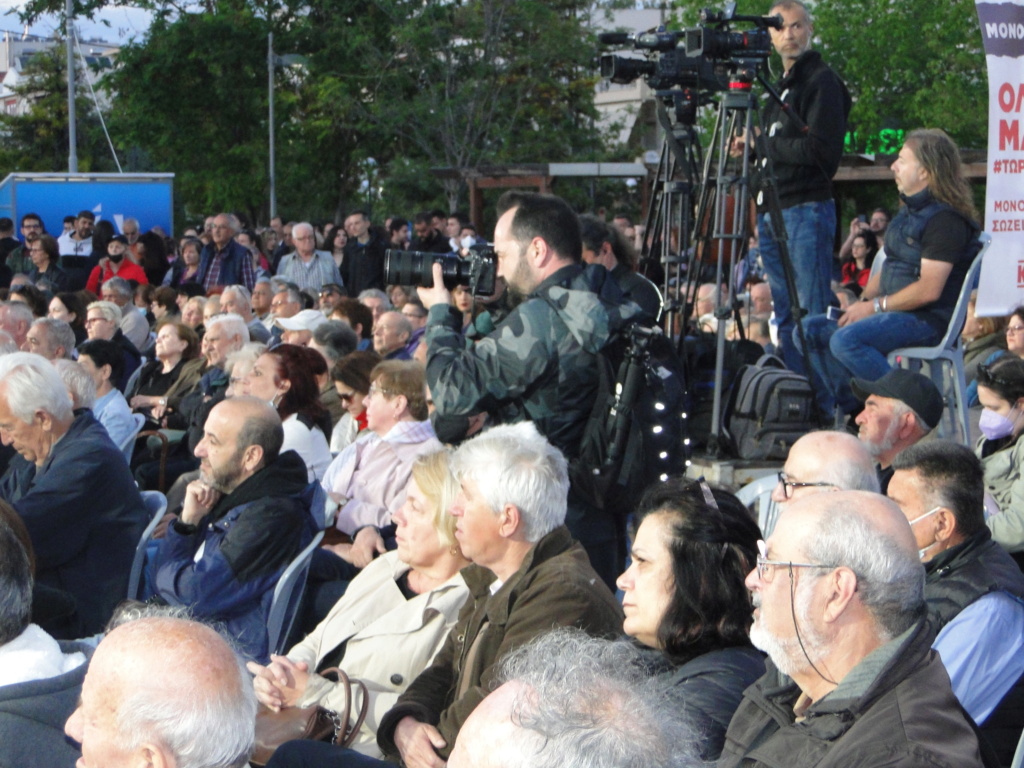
886, 233, 990, 445
127, 491, 168, 600
735, 473, 781, 538
266, 530, 324, 656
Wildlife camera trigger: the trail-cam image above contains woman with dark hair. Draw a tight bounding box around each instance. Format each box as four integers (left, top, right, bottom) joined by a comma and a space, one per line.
136, 231, 169, 286
975, 356, 1024, 551
330, 351, 382, 454
163, 237, 203, 288
325, 223, 347, 272
616, 477, 765, 759
127, 321, 203, 429
26, 234, 70, 293
48, 291, 89, 345
840, 228, 878, 294
244, 344, 332, 482
9, 283, 48, 317
149, 286, 180, 324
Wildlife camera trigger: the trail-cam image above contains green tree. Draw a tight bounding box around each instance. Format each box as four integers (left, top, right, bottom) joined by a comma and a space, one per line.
0, 45, 115, 174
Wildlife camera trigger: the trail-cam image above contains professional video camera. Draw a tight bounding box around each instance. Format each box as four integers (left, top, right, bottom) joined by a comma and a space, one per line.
598, 28, 725, 92
384, 244, 497, 297
683, 3, 781, 61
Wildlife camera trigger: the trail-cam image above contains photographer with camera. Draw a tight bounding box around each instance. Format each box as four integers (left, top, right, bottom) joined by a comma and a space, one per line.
732, 0, 850, 374
414, 191, 641, 587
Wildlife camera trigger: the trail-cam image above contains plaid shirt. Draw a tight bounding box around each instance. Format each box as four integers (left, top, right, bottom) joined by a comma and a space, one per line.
275, 250, 344, 294
201, 241, 257, 292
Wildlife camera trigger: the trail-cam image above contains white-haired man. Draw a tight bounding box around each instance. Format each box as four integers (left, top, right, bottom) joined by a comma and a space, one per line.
23, 317, 75, 361
268, 422, 623, 768
0, 301, 33, 350
719, 491, 985, 768
276, 222, 344, 294
0, 353, 146, 635
65, 617, 257, 768
771, 430, 879, 506
221, 283, 272, 343
84, 300, 142, 392
198, 213, 257, 291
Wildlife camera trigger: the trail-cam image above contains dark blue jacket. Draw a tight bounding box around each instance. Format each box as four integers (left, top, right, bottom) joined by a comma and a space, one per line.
0, 412, 147, 635
152, 450, 317, 662
197, 239, 253, 289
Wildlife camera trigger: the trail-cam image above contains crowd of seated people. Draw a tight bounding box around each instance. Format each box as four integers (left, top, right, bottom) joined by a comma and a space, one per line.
0, 183, 1021, 768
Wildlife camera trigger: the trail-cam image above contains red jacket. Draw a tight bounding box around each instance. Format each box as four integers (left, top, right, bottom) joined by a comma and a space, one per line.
86, 259, 149, 294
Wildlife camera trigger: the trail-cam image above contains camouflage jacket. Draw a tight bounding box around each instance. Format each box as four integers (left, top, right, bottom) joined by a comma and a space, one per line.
424, 263, 641, 457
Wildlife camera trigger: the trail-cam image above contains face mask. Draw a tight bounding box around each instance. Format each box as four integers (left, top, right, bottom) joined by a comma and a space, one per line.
909, 506, 941, 559
108, 252, 124, 264
979, 407, 1019, 441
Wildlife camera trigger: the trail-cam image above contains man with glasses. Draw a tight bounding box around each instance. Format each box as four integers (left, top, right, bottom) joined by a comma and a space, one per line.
888, 441, 1024, 765
7, 213, 44, 276
719, 490, 986, 768
771, 430, 879, 507
276, 221, 343, 294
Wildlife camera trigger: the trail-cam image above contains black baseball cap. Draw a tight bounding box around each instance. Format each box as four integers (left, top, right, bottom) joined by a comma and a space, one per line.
850, 368, 943, 430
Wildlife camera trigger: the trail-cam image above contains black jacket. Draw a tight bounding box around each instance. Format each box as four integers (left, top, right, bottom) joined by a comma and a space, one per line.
718, 619, 984, 768
758, 50, 851, 209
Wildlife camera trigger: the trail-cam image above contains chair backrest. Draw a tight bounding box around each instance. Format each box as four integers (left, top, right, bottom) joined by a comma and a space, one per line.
934, 232, 990, 353
266, 529, 324, 656
735, 472, 781, 537
868, 246, 887, 283
119, 412, 147, 463
127, 491, 168, 600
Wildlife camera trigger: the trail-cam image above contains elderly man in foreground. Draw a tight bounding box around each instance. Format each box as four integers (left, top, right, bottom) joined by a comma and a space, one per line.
266, 421, 623, 768
0, 352, 146, 636
65, 617, 257, 768
718, 490, 985, 768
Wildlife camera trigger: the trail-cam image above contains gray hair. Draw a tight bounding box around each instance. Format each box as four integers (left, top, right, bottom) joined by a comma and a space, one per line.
224, 343, 266, 380
274, 283, 303, 306
32, 318, 76, 359
0, 301, 34, 329
102, 276, 133, 301
0, 331, 17, 355
888, 398, 933, 437
311, 320, 358, 364
809, 431, 880, 493
452, 422, 568, 543
87, 300, 123, 325
54, 359, 97, 409
111, 618, 257, 768
496, 629, 700, 768
357, 288, 392, 309
803, 497, 925, 641
222, 284, 251, 305
206, 313, 251, 346
0, 352, 73, 423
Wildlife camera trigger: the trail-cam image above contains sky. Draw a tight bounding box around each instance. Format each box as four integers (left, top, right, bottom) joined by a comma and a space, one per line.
0, 0, 153, 45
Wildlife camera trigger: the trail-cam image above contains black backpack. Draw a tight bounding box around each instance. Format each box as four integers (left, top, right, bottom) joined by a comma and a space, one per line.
570, 324, 689, 513
722, 354, 818, 460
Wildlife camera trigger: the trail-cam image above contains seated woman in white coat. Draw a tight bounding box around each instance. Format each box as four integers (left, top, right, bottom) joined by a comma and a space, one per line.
247, 450, 470, 757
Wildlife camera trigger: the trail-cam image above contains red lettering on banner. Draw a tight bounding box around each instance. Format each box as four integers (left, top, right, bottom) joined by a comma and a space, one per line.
1018, 262, 1024, 287
1001, 119, 1022, 150
998, 82, 1024, 112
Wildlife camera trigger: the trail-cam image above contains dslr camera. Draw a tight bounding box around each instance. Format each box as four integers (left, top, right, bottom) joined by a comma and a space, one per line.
384, 244, 498, 297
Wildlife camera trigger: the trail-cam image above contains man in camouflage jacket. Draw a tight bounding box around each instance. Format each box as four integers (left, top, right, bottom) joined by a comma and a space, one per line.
416, 191, 640, 588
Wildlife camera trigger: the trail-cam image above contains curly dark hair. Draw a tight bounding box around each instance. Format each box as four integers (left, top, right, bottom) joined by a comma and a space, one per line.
633, 477, 761, 664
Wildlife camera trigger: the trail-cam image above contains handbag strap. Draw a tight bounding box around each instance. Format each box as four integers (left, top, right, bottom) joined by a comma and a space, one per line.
319, 667, 371, 749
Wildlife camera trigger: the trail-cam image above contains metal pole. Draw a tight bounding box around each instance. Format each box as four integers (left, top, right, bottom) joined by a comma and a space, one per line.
268, 32, 276, 221
66, 0, 77, 173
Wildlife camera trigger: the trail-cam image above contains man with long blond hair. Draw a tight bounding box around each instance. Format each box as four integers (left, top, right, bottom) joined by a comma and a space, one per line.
800, 128, 981, 418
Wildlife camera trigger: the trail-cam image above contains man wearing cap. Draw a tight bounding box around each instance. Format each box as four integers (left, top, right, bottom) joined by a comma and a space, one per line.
852, 368, 943, 493
277, 309, 327, 347
57, 210, 94, 258
373, 311, 412, 360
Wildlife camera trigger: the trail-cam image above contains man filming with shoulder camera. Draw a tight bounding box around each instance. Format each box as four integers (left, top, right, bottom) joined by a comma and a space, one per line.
415, 191, 641, 587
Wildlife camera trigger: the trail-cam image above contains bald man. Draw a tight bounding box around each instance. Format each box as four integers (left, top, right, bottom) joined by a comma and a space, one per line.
771, 430, 879, 505
66, 617, 257, 767
151, 397, 318, 661
720, 490, 984, 768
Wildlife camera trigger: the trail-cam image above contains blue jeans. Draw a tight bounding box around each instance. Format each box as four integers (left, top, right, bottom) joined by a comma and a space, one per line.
799, 311, 941, 414
759, 201, 837, 375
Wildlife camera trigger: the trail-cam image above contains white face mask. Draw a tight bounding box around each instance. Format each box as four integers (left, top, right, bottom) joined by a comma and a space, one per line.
909, 506, 942, 559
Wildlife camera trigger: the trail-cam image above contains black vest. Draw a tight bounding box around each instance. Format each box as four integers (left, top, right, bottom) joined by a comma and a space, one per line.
925, 528, 1024, 765
881, 188, 951, 296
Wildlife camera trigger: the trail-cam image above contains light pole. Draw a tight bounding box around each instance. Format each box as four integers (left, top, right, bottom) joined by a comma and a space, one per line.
268, 32, 276, 220
66, 0, 77, 173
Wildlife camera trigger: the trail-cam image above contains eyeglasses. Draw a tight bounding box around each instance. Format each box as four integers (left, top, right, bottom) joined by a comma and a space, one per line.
22, 223, 41, 230
776, 471, 835, 499
368, 384, 392, 398
1007, 325, 1024, 335
755, 540, 834, 583
337, 391, 355, 403
85, 317, 110, 325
